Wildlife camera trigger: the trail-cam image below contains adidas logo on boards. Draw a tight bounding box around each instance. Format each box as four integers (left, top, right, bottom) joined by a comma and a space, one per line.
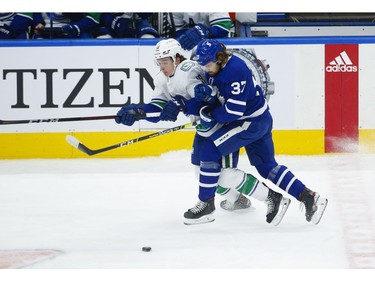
326, 51, 358, 72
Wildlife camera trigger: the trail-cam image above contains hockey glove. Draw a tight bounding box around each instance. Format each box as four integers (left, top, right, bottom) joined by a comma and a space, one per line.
115, 104, 145, 126
194, 84, 217, 105
177, 23, 211, 50
196, 106, 222, 137
160, 95, 187, 121
112, 16, 135, 37
199, 106, 217, 128
61, 24, 80, 38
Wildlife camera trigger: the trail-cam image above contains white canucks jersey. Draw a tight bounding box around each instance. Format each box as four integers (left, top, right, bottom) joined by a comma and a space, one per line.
151, 60, 206, 109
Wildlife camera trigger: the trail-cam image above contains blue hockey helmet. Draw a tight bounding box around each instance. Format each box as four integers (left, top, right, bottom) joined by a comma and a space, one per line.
193, 39, 224, 66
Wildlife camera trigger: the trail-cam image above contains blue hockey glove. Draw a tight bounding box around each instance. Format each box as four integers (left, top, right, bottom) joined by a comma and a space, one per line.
160, 96, 186, 121
194, 84, 217, 105
61, 24, 80, 38
136, 19, 159, 38
177, 23, 211, 50
115, 104, 145, 126
112, 16, 135, 37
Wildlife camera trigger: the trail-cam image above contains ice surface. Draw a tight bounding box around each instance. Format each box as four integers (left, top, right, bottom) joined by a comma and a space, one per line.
0, 151, 375, 278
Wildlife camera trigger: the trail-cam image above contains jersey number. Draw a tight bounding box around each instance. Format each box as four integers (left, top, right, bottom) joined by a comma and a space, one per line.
231, 81, 246, 95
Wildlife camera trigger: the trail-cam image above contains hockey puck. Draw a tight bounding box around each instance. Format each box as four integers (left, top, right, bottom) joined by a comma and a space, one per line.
142, 247, 152, 252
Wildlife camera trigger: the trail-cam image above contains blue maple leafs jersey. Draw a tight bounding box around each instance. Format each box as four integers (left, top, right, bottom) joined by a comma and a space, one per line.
207, 55, 268, 124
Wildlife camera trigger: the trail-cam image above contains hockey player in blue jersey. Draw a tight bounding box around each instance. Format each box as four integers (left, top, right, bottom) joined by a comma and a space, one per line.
115, 39, 293, 224
188, 39, 328, 225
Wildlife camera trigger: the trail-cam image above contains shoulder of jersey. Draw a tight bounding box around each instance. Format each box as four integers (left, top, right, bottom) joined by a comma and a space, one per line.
177, 60, 200, 72
225, 55, 250, 74
230, 55, 248, 67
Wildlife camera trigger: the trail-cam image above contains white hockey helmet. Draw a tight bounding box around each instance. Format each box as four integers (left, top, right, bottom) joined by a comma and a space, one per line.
154, 39, 183, 64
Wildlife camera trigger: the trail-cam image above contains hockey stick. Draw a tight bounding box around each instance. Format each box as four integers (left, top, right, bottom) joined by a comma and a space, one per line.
66, 121, 196, 156
0, 112, 160, 125
0, 115, 117, 125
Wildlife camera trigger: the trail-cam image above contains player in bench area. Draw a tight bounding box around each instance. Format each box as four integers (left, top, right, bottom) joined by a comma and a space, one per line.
115, 38, 292, 226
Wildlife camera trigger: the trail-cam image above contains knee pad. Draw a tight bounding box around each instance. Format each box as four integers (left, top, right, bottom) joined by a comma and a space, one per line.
218, 168, 246, 190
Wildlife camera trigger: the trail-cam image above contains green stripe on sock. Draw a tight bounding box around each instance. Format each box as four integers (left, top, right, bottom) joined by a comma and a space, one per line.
238, 174, 259, 196
216, 185, 230, 195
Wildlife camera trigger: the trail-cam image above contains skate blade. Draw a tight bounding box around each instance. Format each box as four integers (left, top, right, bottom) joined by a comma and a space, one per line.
311, 197, 328, 225
271, 198, 291, 226
184, 215, 215, 225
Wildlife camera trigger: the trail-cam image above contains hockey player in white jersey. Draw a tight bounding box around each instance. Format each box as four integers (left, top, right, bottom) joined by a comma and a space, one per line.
115, 39, 293, 225
114, 39, 247, 210
114, 38, 207, 125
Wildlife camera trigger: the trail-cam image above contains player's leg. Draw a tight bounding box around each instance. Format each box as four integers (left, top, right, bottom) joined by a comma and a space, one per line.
217, 167, 290, 225
185, 135, 219, 225
246, 129, 328, 224
208, 120, 290, 225
217, 151, 252, 211
191, 135, 251, 213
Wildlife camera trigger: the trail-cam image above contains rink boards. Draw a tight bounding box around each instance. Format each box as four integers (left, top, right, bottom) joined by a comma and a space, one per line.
1, 37, 375, 158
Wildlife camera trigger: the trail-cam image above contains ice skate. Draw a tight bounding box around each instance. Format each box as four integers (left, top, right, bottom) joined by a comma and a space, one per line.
265, 189, 291, 226
299, 188, 328, 225
184, 198, 215, 225
220, 194, 252, 211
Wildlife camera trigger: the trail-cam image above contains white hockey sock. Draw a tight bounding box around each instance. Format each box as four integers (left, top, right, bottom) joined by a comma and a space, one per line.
250, 182, 269, 202
216, 168, 246, 202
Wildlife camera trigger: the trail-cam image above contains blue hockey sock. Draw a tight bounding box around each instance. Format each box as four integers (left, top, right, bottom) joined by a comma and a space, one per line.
199, 161, 221, 201
268, 165, 305, 199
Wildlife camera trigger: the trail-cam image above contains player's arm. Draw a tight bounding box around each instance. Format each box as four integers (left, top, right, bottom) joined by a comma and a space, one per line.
115, 76, 168, 126
114, 99, 166, 126
210, 79, 249, 124
177, 13, 233, 50
182, 68, 212, 116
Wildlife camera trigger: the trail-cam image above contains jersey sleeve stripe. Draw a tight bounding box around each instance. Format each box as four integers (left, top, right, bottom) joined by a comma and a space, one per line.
227, 98, 246, 106
224, 105, 244, 116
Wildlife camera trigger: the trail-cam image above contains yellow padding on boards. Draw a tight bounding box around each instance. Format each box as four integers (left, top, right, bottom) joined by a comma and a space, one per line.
273, 130, 325, 155
0, 131, 195, 159
0, 130, 328, 159
359, 130, 375, 153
